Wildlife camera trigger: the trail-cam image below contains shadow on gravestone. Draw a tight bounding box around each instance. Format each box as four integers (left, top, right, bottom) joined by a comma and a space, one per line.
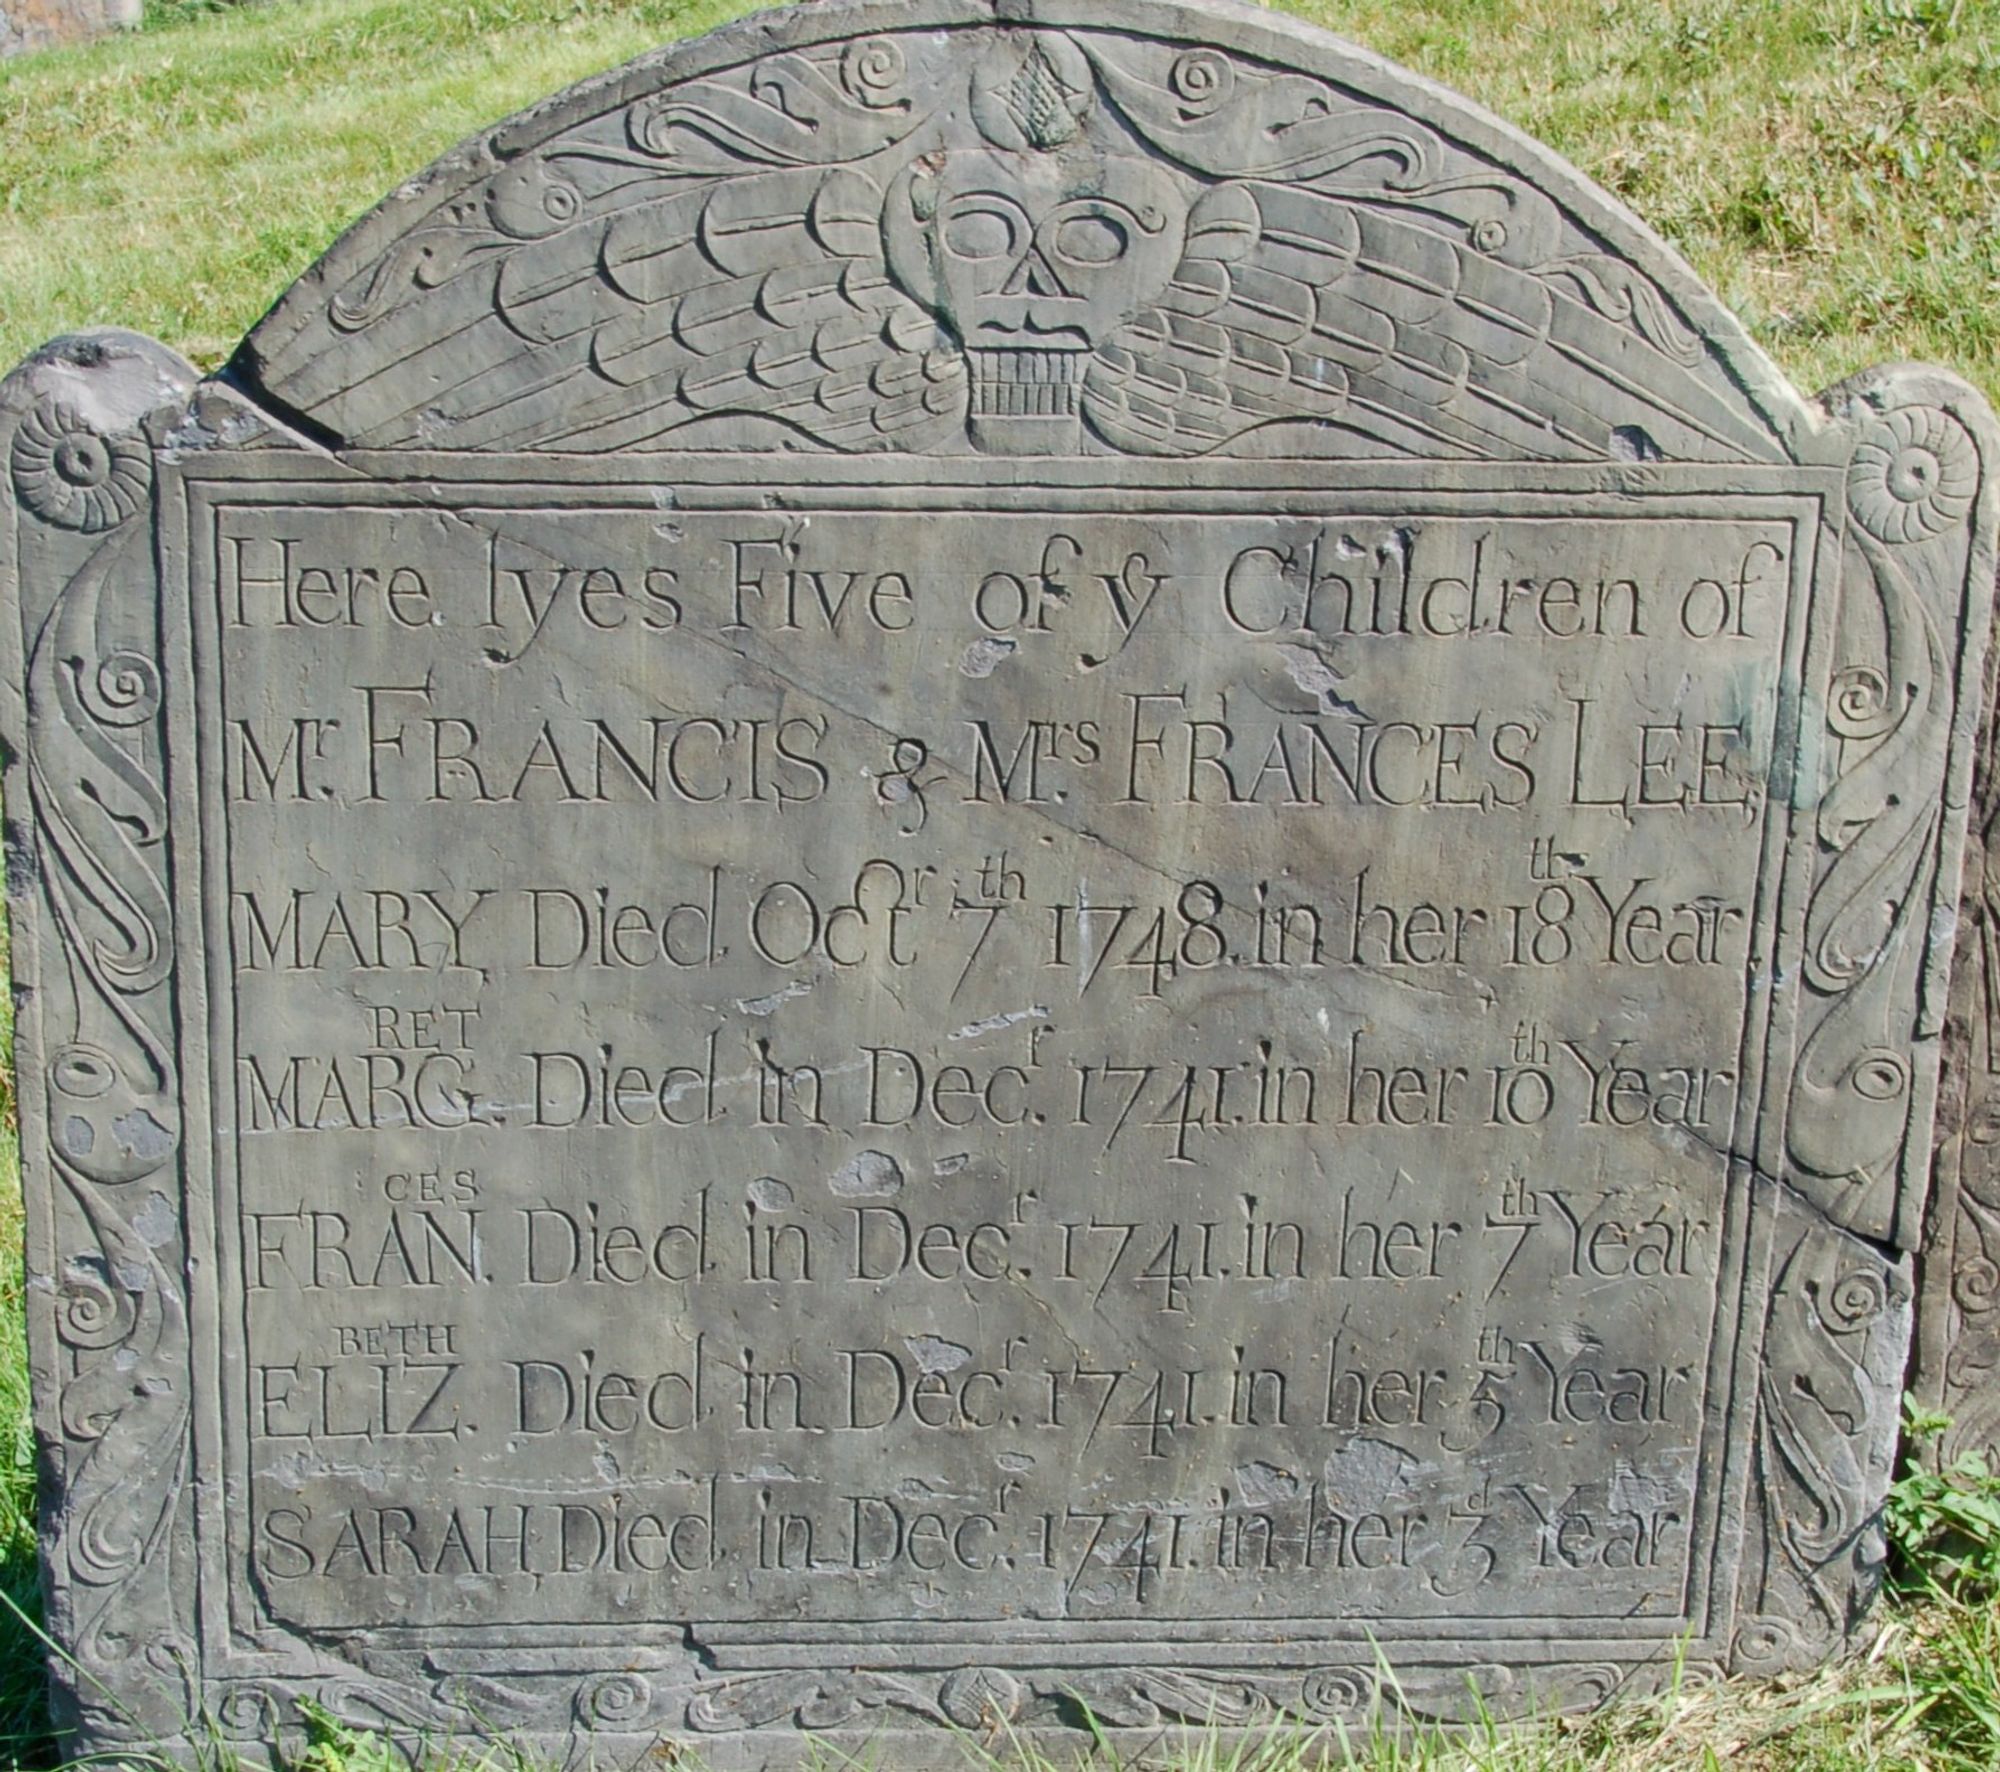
1918, 632, 2000, 1469
0, 0, 1996, 1765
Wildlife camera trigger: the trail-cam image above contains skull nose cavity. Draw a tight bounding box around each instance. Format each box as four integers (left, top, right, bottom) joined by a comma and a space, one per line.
1002, 247, 1073, 301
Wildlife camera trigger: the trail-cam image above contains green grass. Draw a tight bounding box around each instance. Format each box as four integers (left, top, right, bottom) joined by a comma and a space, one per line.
0, 0, 1994, 394
0, 0, 1998, 1767
0, 911, 40, 1769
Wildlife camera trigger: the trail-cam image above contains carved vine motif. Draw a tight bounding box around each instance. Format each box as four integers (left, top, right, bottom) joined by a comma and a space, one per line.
244, 25, 1785, 463
1785, 396, 1978, 1242
208, 1655, 1639, 1750
1735, 1197, 1905, 1673
13, 397, 193, 1738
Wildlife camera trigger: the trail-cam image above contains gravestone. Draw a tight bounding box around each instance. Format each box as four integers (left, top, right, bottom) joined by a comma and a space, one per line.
0, 0, 138, 59
2, 0, 1996, 1762
1918, 697, 2000, 1466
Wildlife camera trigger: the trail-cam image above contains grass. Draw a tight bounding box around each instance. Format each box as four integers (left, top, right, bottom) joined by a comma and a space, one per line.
0, 0, 1997, 1767
0, 0, 1993, 394
0, 911, 38, 1770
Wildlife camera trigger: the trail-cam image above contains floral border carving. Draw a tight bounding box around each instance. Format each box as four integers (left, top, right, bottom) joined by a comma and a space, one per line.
1786, 388, 1989, 1247
1733, 1190, 1908, 1673
5, 364, 198, 1746
202, 1653, 1647, 1759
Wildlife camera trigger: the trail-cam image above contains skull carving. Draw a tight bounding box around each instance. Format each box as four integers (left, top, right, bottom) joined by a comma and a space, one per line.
883, 38, 1191, 453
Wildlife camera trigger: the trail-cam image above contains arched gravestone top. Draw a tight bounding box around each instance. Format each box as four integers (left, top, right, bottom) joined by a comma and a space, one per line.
236, 0, 1804, 464
1, 1, 1997, 1765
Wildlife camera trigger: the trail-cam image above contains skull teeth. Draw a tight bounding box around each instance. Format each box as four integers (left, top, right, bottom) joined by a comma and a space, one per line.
969, 348, 1084, 417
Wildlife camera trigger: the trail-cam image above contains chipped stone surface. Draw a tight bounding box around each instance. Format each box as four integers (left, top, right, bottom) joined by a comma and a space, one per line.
0, 0, 137, 58
1, 2, 1997, 1764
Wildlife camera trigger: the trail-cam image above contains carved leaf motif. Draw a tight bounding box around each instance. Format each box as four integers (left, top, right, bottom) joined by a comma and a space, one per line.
629, 52, 924, 170
1537, 254, 1703, 366
1136, 1669, 1268, 1724
1079, 35, 1446, 188
1740, 1202, 1904, 1669
684, 1670, 939, 1732
1787, 516, 1953, 1234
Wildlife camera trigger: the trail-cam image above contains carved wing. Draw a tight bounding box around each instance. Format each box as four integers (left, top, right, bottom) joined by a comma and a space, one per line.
1077, 37, 1785, 464
1081, 176, 1776, 463
241, 23, 1798, 467
242, 53, 966, 453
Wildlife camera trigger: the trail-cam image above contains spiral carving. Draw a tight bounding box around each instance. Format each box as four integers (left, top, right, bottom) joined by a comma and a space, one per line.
213, 1685, 283, 1739
1732, 1618, 1798, 1671
1954, 1254, 2000, 1314
577, 1670, 652, 1727
841, 37, 908, 108
1827, 666, 1901, 741
1822, 1267, 1889, 1330
1168, 49, 1234, 116
57, 1263, 127, 1351
1299, 1667, 1370, 1717
79, 650, 161, 729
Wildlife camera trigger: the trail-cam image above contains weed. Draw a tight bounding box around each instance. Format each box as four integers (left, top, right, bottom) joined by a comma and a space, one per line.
1887, 1403, 2000, 1598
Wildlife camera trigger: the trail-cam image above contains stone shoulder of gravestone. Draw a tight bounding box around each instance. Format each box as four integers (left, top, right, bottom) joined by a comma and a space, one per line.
2, 0, 1997, 1764
0, 0, 140, 59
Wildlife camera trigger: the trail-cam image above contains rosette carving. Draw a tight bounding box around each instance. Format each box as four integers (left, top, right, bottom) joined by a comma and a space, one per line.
937, 1667, 1022, 1729
841, 37, 909, 110
1848, 404, 1978, 544
10, 400, 150, 532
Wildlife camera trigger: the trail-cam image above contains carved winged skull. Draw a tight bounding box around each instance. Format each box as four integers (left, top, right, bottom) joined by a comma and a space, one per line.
243, 27, 1782, 464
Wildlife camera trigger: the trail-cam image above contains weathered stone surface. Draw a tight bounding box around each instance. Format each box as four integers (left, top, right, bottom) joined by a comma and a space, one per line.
0, 0, 138, 59
1918, 666, 2000, 1467
2, 1, 1996, 1763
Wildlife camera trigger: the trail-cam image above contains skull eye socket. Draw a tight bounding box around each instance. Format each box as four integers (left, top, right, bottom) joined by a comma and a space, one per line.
941, 201, 1023, 262
1051, 212, 1130, 268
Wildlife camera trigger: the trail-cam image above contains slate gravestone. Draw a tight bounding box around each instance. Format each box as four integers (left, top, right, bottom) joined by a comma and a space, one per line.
2, 0, 1997, 1762
1919, 704, 2000, 1465
0, 0, 138, 59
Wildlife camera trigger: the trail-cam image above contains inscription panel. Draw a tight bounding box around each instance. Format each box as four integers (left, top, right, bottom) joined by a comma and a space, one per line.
193, 477, 1812, 1639
3, 1, 1996, 1763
